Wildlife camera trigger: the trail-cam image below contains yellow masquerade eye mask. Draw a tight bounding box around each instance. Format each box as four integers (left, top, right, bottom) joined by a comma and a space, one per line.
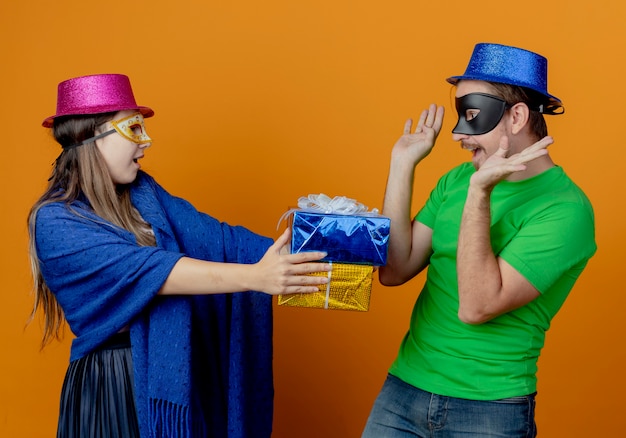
65, 112, 152, 149
109, 113, 152, 144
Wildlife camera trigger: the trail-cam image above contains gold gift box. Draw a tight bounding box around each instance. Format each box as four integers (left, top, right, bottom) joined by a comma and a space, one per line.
278, 263, 373, 311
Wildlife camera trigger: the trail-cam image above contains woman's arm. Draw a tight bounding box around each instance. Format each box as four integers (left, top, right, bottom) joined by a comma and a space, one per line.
160, 227, 330, 296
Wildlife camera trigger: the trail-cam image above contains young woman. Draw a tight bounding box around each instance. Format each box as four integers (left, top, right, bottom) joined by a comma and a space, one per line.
28, 73, 329, 438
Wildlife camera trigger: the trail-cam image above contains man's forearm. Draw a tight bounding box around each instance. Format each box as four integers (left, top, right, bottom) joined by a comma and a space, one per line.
456, 185, 502, 323
380, 157, 416, 281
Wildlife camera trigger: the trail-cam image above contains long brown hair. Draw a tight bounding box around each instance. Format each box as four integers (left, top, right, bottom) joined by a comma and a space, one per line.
28, 113, 156, 347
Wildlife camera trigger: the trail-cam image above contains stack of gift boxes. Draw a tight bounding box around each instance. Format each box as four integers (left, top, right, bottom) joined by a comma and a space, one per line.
278, 194, 390, 311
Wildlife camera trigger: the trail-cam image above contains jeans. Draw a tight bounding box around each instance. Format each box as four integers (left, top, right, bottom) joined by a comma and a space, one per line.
362, 374, 537, 438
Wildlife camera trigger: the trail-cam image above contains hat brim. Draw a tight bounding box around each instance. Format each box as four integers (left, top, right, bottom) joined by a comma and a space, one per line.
446, 74, 562, 107
42, 105, 154, 128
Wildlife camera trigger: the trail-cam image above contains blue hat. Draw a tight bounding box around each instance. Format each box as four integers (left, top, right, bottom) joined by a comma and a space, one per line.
447, 43, 563, 112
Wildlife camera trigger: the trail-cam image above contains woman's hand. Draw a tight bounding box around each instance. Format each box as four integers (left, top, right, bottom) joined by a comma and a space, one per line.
252, 227, 330, 295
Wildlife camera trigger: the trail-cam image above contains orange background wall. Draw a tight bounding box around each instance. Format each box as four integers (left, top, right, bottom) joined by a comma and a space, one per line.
1, 1, 624, 436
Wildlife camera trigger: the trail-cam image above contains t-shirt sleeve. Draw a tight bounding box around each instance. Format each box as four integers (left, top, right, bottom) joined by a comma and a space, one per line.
499, 201, 596, 294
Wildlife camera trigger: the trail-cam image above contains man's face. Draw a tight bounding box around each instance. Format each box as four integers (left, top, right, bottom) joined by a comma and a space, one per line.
452, 80, 509, 170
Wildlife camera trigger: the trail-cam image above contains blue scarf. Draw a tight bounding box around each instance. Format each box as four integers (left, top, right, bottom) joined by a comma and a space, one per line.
36, 172, 274, 437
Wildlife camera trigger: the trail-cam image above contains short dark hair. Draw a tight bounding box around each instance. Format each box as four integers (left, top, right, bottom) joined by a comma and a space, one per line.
487, 82, 548, 140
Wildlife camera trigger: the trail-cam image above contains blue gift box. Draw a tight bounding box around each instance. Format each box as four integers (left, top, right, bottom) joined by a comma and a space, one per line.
290, 210, 390, 266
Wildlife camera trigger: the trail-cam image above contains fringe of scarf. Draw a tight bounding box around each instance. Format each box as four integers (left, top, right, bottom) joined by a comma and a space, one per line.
149, 398, 206, 437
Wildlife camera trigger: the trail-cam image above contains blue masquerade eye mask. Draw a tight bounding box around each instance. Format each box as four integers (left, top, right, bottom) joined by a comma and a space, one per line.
452, 92, 509, 136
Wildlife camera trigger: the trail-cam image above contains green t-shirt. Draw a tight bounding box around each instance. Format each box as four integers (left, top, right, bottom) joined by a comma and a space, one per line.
389, 163, 596, 400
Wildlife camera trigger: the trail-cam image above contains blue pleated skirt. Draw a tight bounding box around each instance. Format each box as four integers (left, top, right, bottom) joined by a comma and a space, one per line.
57, 332, 140, 438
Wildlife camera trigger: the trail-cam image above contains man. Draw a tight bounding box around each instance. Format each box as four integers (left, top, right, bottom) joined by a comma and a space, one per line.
362, 43, 596, 437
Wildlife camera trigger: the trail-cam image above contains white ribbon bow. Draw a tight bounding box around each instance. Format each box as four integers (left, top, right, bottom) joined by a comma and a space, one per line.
277, 193, 380, 229
297, 193, 379, 215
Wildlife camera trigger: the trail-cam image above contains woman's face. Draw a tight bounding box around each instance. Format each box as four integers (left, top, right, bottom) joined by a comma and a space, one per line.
95, 110, 152, 184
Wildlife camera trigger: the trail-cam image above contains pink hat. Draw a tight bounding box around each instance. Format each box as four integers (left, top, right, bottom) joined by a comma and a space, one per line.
42, 74, 154, 127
